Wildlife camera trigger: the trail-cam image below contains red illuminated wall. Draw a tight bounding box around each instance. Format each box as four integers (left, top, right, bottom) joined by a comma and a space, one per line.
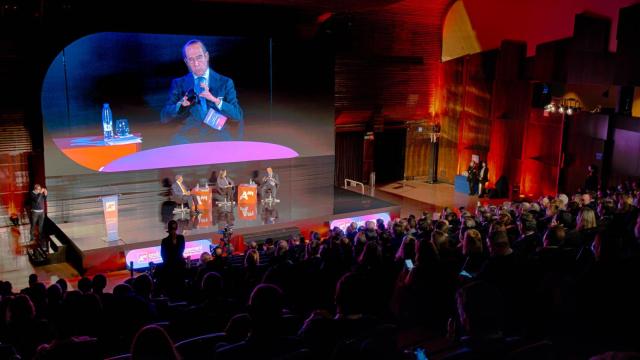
454, 51, 495, 175
443, 0, 639, 58
486, 42, 529, 191
519, 110, 564, 197
440, 4, 640, 197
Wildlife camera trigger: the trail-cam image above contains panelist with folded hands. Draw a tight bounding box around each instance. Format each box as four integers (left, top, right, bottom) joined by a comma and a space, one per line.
172, 174, 200, 214
161, 39, 244, 144
217, 169, 235, 203
260, 167, 280, 202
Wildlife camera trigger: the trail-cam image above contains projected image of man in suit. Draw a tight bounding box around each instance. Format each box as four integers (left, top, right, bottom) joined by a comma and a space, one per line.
161, 39, 244, 144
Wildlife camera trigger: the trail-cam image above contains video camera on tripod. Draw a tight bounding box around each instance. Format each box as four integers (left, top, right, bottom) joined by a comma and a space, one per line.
210, 225, 234, 255
220, 224, 233, 241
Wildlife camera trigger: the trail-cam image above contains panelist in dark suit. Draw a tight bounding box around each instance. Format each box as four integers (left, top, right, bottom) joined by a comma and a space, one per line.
217, 169, 235, 202
466, 161, 478, 196
260, 167, 280, 201
161, 39, 244, 144
171, 174, 200, 213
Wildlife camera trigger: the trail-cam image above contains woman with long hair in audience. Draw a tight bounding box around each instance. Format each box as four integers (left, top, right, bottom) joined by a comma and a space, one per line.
394, 235, 417, 264
243, 248, 261, 291
130, 325, 180, 360
459, 229, 486, 281
576, 206, 599, 247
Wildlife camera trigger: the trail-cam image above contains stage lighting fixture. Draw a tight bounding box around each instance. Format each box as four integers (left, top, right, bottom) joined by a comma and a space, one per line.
544, 103, 556, 113
547, 97, 581, 116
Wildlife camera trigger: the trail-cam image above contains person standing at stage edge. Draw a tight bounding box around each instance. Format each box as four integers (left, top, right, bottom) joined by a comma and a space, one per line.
30, 184, 48, 251
467, 161, 478, 196
160, 220, 187, 298
161, 39, 244, 144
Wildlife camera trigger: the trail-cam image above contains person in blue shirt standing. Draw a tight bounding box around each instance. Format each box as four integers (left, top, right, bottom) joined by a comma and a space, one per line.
161, 39, 244, 144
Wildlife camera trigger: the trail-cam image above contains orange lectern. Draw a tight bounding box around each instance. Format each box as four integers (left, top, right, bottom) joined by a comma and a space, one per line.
238, 203, 257, 220
192, 187, 213, 228
192, 187, 213, 210
238, 184, 258, 204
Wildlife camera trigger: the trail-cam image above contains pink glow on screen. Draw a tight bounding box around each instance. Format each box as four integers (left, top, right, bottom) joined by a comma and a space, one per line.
330, 212, 391, 232
125, 239, 211, 269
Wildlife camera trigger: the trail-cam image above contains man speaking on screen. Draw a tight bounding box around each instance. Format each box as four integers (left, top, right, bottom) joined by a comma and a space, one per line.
161, 39, 244, 144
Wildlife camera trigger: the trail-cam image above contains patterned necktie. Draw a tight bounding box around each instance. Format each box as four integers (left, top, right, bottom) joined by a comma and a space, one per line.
195, 76, 207, 118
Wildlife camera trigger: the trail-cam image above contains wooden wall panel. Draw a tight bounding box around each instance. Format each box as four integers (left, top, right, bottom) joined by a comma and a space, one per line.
520, 110, 564, 196
404, 124, 433, 178
335, 131, 364, 185
485, 40, 529, 189
0, 112, 33, 224
433, 57, 464, 183
333, 0, 456, 181
0, 152, 30, 224
486, 80, 529, 188
335, 1, 452, 119
455, 51, 496, 175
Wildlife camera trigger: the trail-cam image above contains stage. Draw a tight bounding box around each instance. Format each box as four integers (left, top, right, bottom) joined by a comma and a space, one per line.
376, 180, 508, 217
51, 186, 400, 274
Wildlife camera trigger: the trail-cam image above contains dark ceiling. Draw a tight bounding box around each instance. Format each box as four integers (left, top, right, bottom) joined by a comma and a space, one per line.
193, 0, 407, 12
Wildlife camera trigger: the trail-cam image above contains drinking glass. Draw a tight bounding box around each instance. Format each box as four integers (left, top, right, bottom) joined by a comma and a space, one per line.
115, 119, 130, 137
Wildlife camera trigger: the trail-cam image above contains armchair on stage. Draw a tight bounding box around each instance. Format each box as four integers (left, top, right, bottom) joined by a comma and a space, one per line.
169, 188, 190, 215
215, 171, 235, 207
214, 183, 235, 207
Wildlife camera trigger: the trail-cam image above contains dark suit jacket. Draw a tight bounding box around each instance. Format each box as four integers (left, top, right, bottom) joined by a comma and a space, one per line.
171, 181, 189, 196
479, 166, 489, 183
161, 69, 244, 143
261, 173, 280, 187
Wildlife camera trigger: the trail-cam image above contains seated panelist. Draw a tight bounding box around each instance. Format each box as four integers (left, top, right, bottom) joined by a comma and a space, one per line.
171, 174, 200, 213
260, 167, 279, 201
217, 169, 235, 202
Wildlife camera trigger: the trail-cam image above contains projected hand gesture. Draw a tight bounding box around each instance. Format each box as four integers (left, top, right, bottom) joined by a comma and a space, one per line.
180, 95, 192, 107
198, 83, 221, 106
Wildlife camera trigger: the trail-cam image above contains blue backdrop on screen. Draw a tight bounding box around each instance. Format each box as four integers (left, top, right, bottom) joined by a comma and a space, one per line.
42, 32, 334, 175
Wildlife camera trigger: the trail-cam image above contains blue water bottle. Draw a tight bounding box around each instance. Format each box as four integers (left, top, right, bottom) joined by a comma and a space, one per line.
102, 103, 113, 141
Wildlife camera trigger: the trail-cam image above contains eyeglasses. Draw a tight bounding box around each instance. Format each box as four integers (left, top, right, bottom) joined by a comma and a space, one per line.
185, 54, 206, 64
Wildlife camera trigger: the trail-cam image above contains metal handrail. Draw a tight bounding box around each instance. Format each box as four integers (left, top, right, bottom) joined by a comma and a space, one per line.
344, 179, 365, 194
